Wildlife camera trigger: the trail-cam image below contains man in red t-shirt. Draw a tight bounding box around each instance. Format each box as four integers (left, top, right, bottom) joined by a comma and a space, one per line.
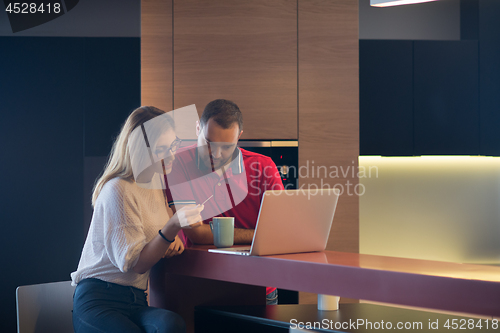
165, 99, 284, 305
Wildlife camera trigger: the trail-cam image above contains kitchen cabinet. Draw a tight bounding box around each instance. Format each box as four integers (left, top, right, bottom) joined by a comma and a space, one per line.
141, 0, 173, 113
414, 41, 479, 155
141, 0, 360, 259
359, 40, 413, 156
479, 0, 500, 155
84, 38, 141, 156
173, 0, 297, 139
299, 0, 359, 254
359, 40, 480, 156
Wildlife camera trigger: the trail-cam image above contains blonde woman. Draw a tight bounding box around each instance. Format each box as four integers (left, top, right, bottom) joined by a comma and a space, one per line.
71, 106, 203, 333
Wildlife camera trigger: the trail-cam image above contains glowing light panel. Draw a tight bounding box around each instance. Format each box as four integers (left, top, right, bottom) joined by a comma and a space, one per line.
370, 0, 439, 7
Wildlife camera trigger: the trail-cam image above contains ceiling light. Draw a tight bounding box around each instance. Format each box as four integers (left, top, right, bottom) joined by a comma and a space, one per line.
370, 0, 439, 7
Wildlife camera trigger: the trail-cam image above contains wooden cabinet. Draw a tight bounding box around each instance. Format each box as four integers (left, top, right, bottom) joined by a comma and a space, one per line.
299, 0, 359, 254
142, 0, 297, 139
141, 0, 173, 112
142, 1, 360, 268
173, 0, 297, 139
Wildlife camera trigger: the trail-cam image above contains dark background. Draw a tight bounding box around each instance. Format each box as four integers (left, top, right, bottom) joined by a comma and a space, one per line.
0, 1, 140, 332
0, 36, 140, 333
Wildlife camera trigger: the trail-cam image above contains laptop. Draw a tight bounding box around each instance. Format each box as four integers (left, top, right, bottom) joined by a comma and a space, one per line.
208, 188, 340, 256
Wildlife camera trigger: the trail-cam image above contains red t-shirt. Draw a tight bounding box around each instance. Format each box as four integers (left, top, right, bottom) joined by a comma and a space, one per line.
165, 145, 284, 295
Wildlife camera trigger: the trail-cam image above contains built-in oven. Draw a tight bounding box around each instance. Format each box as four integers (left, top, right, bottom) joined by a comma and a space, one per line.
237, 140, 298, 190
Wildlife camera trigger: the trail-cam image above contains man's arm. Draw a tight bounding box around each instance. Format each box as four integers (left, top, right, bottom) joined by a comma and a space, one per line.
183, 223, 213, 244
171, 205, 254, 245
183, 225, 254, 245
233, 228, 254, 244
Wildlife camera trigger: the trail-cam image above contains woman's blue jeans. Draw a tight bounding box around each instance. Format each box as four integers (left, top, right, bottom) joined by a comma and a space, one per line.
73, 278, 186, 333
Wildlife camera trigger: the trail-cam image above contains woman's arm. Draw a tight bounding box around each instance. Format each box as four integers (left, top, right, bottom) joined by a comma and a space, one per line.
132, 205, 203, 274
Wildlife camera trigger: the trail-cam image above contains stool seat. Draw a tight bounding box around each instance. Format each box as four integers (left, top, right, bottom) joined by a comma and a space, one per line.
16, 281, 75, 333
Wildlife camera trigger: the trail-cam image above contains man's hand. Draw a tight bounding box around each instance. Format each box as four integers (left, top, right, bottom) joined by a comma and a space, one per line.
163, 235, 184, 258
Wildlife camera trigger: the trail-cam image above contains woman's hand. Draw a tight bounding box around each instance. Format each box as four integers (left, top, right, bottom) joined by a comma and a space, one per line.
163, 235, 184, 258
132, 205, 203, 274
159, 204, 204, 246
171, 204, 204, 229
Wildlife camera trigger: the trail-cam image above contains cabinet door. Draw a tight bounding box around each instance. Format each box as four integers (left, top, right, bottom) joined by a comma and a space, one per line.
299, 0, 359, 254
414, 41, 479, 155
141, 0, 173, 112
173, 0, 297, 139
359, 40, 413, 156
479, 0, 500, 155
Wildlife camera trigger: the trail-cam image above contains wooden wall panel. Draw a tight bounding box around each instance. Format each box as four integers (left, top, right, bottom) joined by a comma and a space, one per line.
142, 0, 360, 306
298, 0, 359, 254
141, 0, 173, 111
173, 0, 297, 139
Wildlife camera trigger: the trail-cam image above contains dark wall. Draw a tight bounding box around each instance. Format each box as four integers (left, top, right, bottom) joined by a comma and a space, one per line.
0, 36, 140, 333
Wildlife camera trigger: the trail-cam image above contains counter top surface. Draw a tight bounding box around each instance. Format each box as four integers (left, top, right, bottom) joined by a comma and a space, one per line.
153, 246, 500, 317
186, 246, 500, 282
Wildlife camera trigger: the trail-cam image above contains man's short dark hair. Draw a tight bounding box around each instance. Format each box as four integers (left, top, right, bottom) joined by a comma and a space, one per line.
200, 99, 243, 131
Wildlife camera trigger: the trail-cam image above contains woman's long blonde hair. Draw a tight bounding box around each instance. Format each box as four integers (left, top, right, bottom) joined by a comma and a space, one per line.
92, 106, 170, 207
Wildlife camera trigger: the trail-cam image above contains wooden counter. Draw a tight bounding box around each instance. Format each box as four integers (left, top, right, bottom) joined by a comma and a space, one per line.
149, 246, 500, 331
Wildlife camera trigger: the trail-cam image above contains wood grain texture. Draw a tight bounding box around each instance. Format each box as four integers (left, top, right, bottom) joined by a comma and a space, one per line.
141, 0, 173, 111
173, 0, 297, 139
298, 0, 359, 254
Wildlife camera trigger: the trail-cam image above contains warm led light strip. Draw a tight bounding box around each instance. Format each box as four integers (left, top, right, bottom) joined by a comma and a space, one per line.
359, 156, 498, 159
370, 0, 438, 7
